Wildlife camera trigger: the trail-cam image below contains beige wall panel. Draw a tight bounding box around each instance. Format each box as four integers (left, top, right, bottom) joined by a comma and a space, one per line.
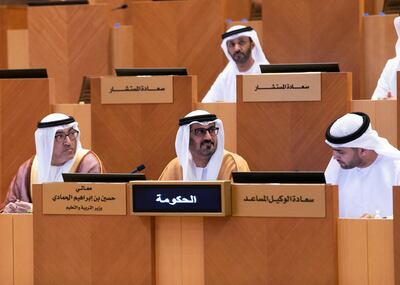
155, 212, 215, 285
155, 217, 183, 285
0, 6, 27, 68
337, 219, 368, 285
367, 219, 394, 285
130, 0, 225, 102
111, 25, 133, 69
52, 103, 92, 149
0, 79, 50, 205
7, 29, 29, 69
181, 217, 204, 285
222, 0, 252, 21
352, 99, 377, 124
179, 0, 225, 102
196, 103, 236, 153
263, 0, 363, 99
351, 100, 397, 147
375, 100, 397, 146
33, 184, 153, 285
28, 4, 109, 103
91, 76, 194, 178
130, 2, 181, 67
13, 214, 33, 285
0, 215, 13, 285
364, 15, 397, 99
204, 185, 338, 285
237, 73, 351, 171
0, 8, 7, 68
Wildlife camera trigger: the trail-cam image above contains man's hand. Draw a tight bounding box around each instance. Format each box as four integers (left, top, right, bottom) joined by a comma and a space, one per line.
360, 213, 375, 218
383, 91, 396, 100
3, 200, 32, 213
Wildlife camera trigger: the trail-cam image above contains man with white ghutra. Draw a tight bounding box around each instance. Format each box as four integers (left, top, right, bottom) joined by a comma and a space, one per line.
202, 25, 269, 103
0, 113, 103, 213
325, 112, 400, 218
159, 110, 249, 180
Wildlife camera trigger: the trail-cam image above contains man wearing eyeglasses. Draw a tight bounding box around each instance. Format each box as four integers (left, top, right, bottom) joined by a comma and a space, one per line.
0, 113, 103, 213
159, 110, 249, 180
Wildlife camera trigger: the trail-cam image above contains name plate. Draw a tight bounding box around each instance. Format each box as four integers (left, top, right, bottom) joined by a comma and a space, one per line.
242, 73, 321, 102
129, 181, 231, 216
42, 183, 127, 215
101, 76, 173, 104
232, 184, 325, 217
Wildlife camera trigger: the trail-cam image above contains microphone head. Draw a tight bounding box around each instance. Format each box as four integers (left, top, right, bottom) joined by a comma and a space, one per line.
112, 3, 128, 10
131, 164, 145, 173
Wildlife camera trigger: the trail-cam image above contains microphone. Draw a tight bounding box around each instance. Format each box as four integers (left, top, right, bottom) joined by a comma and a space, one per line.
131, 164, 145, 173
112, 3, 128, 10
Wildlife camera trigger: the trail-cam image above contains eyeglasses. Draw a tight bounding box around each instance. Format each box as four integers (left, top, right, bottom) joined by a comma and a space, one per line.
191, 126, 219, 137
54, 129, 79, 143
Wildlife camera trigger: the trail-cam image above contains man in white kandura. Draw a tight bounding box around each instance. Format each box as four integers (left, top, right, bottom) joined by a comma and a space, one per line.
372, 16, 400, 100
159, 110, 249, 180
325, 112, 400, 218
202, 25, 269, 103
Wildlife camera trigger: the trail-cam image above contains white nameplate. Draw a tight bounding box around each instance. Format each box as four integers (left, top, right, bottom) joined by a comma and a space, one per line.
101, 76, 173, 104
42, 183, 126, 215
242, 73, 321, 102
232, 184, 325, 217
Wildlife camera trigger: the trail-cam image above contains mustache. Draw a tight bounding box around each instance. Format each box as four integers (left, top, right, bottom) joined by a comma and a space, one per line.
233, 51, 244, 56
201, 140, 214, 146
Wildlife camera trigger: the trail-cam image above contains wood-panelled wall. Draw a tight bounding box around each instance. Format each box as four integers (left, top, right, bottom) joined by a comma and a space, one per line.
128, 0, 225, 102
28, 4, 110, 103
32, 184, 154, 285
263, 0, 364, 99
0, 214, 33, 285
2, 2, 397, 103
204, 185, 338, 285
338, 218, 394, 285
0, 79, 50, 205
237, 72, 351, 171
90, 76, 195, 179
365, 0, 385, 14
352, 100, 397, 147
0, 6, 27, 68
364, 14, 397, 99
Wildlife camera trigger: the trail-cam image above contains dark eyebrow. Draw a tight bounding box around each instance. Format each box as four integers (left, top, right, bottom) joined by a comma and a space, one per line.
55, 127, 73, 134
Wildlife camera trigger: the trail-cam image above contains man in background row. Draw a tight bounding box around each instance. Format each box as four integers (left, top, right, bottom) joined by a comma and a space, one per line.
0, 113, 103, 213
159, 110, 249, 180
202, 25, 269, 103
372, 16, 400, 100
325, 112, 400, 218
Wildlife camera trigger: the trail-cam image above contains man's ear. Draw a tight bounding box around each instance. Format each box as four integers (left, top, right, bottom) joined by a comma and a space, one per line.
359, 148, 371, 156
251, 41, 255, 49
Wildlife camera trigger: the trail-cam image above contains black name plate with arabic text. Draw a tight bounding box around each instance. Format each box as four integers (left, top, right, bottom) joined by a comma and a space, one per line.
130, 181, 231, 216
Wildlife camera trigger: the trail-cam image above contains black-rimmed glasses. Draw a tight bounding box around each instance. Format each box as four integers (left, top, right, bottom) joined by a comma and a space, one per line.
54, 129, 79, 143
191, 126, 219, 137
